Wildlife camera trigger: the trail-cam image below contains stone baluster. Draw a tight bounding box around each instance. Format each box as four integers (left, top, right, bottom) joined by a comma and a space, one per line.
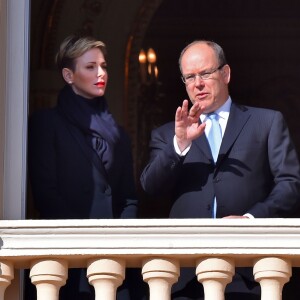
196, 257, 235, 300
0, 261, 14, 299
30, 259, 68, 300
142, 258, 179, 300
87, 258, 125, 300
254, 257, 291, 300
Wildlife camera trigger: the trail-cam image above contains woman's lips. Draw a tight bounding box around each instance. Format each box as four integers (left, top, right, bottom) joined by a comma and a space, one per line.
95, 82, 105, 87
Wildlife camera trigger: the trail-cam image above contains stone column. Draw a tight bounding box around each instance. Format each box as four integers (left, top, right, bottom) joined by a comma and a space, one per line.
254, 257, 291, 300
87, 258, 125, 300
30, 259, 68, 300
0, 260, 14, 299
196, 257, 235, 300
142, 258, 179, 300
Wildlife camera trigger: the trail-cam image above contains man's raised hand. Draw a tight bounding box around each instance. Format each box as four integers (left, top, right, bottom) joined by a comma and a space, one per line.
175, 100, 206, 152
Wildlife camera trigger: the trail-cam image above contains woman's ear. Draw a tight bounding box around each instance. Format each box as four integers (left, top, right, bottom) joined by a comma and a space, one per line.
62, 68, 74, 84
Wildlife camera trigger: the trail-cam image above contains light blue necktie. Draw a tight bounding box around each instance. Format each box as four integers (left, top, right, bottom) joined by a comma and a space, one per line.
207, 113, 222, 162
207, 113, 222, 218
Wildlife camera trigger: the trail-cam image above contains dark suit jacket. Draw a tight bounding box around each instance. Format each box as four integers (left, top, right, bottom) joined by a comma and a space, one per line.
28, 107, 137, 219
141, 102, 300, 219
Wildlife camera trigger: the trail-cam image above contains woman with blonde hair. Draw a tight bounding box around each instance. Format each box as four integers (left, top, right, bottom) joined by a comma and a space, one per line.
27, 35, 143, 299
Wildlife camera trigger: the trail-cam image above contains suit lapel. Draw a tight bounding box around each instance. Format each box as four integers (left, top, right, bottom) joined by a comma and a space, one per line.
193, 103, 251, 164
194, 120, 213, 161
217, 103, 251, 164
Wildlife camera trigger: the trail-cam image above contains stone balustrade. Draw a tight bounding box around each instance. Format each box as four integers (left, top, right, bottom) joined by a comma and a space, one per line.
0, 218, 300, 299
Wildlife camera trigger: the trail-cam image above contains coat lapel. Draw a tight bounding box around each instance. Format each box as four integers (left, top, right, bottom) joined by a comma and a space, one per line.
217, 103, 251, 164
193, 103, 251, 164
59, 112, 109, 180
194, 121, 213, 161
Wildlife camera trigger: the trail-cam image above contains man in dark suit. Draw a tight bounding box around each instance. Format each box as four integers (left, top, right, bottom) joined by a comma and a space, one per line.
140, 40, 300, 299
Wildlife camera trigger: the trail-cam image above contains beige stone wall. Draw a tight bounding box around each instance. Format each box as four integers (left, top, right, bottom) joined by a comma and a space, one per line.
0, 0, 7, 219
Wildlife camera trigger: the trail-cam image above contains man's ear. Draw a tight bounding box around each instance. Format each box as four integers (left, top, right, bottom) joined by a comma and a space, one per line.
222, 64, 231, 84
62, 68, 74, 84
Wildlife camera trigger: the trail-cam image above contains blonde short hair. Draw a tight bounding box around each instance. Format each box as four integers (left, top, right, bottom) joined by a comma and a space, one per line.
55, 35, 106, 71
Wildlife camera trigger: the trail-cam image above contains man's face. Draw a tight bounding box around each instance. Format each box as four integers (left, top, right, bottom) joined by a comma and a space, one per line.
180, 43, 231, 113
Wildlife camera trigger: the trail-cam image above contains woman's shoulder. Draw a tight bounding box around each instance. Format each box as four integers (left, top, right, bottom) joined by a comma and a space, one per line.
29, 107, 62, 133
30, 107, 55, 119
30, 106, 63, 122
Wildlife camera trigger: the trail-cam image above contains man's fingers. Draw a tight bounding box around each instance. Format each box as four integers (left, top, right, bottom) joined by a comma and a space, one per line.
189, 103, 206, 119
181, 99, 189, 116
175, 106, 182, 122
175, 100, 190, 121
189, 102, 199, 117
196, 122, 206, 135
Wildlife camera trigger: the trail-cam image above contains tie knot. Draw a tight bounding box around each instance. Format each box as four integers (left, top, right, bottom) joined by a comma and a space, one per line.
208, 113, 218, 120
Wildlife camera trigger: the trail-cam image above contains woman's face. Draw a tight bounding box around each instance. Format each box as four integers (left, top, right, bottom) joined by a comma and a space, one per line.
64, 48, 108, 99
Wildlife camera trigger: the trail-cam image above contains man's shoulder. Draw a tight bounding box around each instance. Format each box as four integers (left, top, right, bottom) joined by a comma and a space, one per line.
233, 102, 281, 117
153, 121, 175, 132
150, 121, 175, 143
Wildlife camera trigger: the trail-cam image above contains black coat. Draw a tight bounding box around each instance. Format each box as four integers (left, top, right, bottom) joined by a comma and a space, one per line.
28, 106, 137, 219
27, 101, 144, 300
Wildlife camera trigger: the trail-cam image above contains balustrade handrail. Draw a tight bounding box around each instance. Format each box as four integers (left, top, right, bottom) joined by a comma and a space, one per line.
1, 218, 300, 300
1, 218, 300, 267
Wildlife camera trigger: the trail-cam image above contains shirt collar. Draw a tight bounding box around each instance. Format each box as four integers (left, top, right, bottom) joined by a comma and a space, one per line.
200, 96, 232, 122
